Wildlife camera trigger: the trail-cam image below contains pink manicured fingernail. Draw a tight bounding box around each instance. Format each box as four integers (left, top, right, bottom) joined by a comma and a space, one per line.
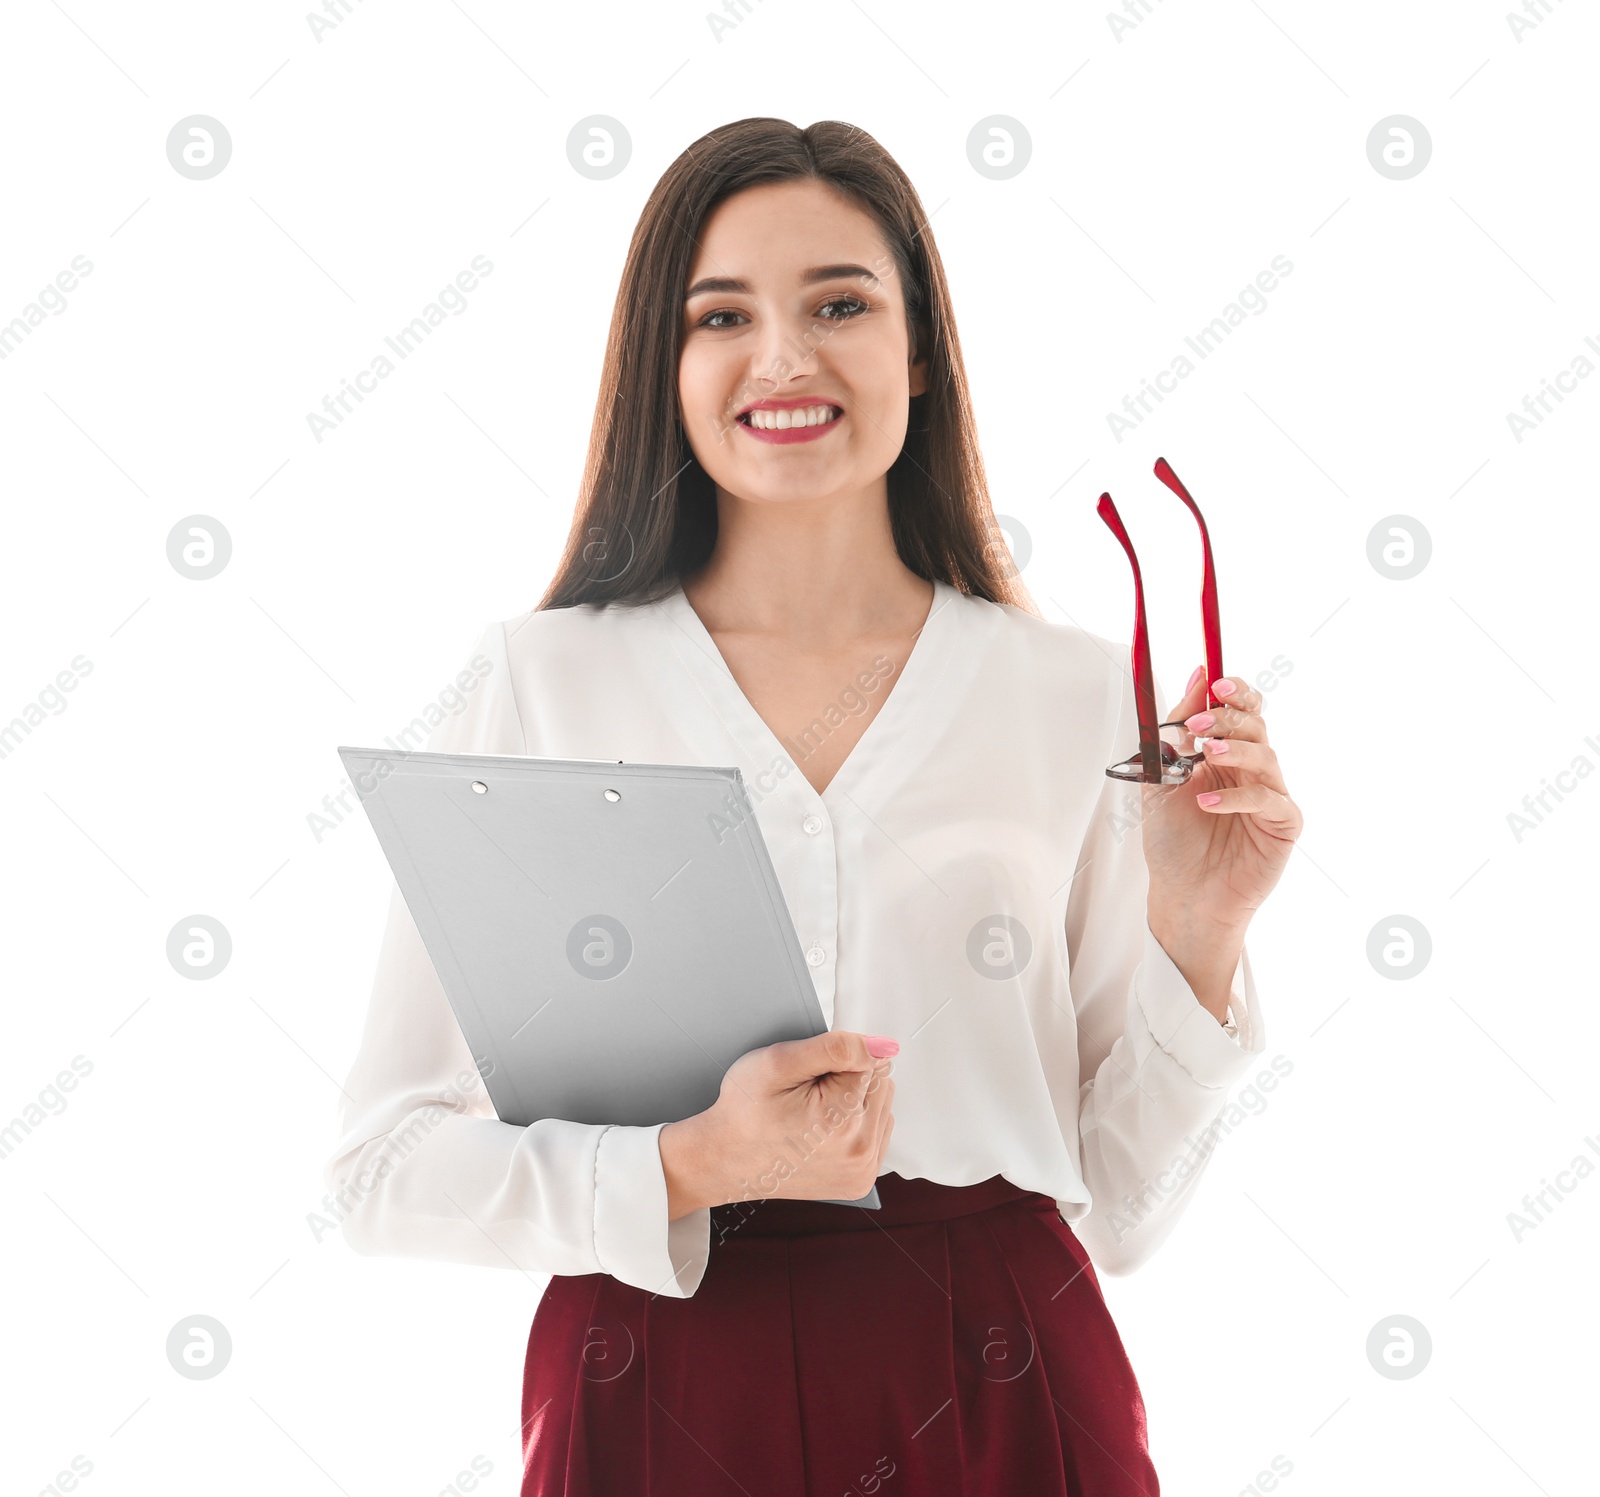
1205, 738, 1229, 754
1186, 711, 1215, 731
1213, 679, 1236, 697
1186, 665, 1205, 692
1196, 791, 1222, 807
864, 1035, 900, 1057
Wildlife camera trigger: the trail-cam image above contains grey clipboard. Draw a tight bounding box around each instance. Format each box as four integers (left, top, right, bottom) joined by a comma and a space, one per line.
338, 746, 881, 1210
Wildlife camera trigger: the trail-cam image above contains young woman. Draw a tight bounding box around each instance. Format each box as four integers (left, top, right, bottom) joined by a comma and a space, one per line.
327, 117, 1302, 1496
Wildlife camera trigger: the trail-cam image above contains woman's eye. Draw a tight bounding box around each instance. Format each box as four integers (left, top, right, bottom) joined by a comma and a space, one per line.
695, 295, 868, 330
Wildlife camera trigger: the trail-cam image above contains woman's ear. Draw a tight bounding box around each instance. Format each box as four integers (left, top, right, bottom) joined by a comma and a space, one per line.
908, 348, 929, 399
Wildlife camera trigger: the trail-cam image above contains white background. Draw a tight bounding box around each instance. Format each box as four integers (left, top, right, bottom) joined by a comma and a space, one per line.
2, 2, 1595, 1494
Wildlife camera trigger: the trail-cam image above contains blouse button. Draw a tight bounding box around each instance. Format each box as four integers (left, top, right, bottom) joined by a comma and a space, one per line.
806, 945, 826, 967
802, 814, 823, 836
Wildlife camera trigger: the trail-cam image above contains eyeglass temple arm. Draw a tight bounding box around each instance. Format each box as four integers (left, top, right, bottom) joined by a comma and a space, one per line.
1095, 493, 1163, 783
1152, 457, 1224, 714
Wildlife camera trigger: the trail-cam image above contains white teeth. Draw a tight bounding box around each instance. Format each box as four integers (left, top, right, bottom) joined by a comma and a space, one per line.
745, 405, 839, 430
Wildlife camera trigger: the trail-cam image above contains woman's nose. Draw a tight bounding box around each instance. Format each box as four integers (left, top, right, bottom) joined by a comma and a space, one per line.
748, 305, 822, 386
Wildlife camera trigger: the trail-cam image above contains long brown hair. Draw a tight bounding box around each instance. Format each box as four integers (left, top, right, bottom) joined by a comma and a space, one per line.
537, 117, 1037, 616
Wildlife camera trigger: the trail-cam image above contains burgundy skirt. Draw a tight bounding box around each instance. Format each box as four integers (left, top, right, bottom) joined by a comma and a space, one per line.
520, 1171, 1160, 1495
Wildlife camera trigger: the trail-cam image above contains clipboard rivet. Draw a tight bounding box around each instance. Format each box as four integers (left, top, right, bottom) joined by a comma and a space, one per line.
471, 781, 488, 794
604, 788, 621, 802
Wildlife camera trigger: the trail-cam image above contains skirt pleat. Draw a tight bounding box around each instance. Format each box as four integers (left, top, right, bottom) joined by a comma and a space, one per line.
520, 1173, 1160, 1496
956, 1209, 1076, 1493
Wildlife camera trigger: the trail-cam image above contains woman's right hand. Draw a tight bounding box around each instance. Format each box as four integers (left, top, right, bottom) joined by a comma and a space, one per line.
659, 1030, 898, 1218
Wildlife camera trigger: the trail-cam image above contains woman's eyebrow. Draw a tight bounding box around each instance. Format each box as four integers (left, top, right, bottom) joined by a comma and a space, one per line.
684, 263, 879, 299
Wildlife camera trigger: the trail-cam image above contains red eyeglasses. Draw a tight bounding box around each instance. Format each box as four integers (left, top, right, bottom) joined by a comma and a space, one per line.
1097, 458, 1224, 785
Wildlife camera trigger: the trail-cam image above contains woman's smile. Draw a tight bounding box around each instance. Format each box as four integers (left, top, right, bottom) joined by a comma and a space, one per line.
736, 397, 845, 444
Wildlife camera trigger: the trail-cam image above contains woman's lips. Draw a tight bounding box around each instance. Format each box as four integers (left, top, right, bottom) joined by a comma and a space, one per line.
735, 410, 845, 445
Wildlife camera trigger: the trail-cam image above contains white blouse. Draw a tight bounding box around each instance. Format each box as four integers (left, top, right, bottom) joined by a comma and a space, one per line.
325, 579, 1265, 1298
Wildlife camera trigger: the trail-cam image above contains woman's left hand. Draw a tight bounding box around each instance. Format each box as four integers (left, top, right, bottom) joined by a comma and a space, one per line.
1141, 668, 1303, 933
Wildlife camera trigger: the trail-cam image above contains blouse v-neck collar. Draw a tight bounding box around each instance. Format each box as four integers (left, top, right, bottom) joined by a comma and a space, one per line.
651, 577, 965, 806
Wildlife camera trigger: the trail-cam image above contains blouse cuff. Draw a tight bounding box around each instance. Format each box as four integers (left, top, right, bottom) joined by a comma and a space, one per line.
1134, 922, 1265, 1089
593, 1124, 711, 1298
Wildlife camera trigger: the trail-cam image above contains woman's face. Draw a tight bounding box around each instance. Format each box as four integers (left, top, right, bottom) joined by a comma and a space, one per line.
678, 178, 928, 510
